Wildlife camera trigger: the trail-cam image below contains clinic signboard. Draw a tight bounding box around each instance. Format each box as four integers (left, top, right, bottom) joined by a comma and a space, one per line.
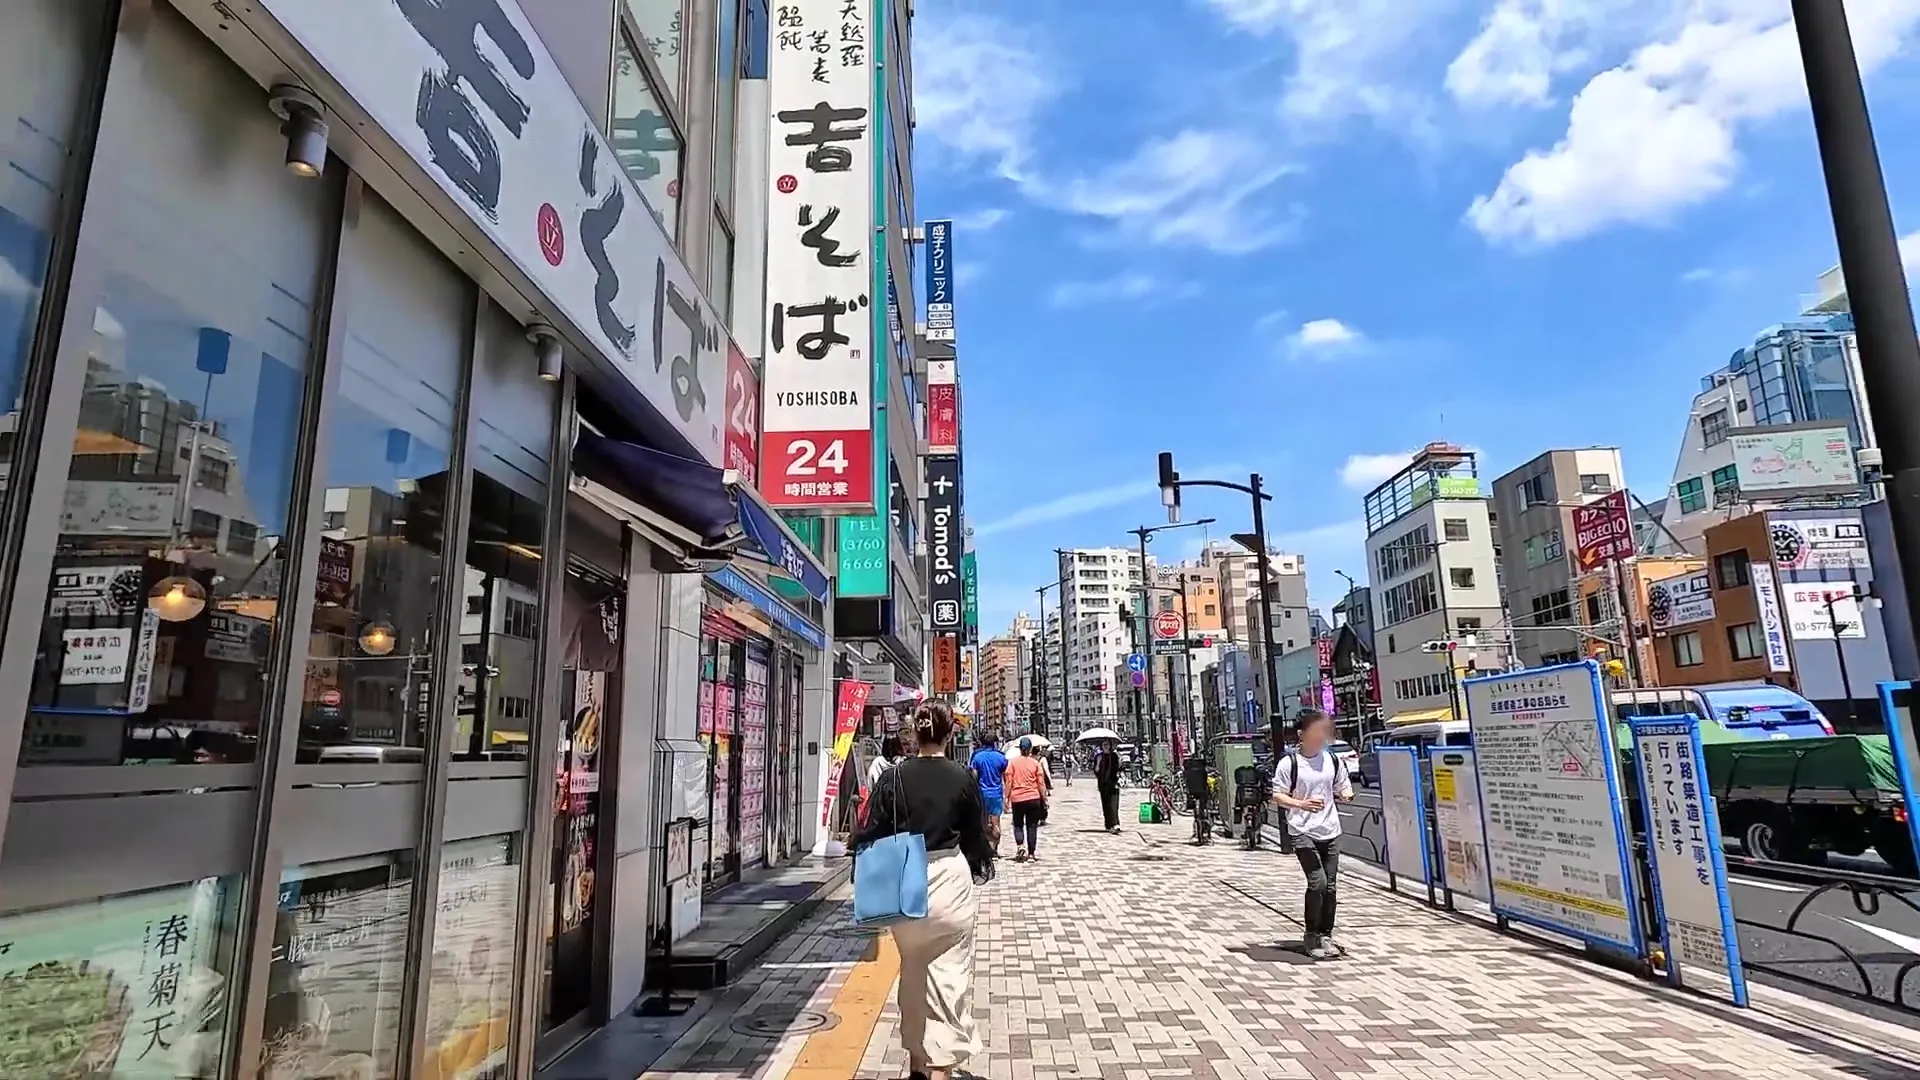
924, 218, 955, 341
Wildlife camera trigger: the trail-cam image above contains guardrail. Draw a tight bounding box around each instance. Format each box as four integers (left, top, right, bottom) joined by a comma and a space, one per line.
1722, 856, 1920, 1017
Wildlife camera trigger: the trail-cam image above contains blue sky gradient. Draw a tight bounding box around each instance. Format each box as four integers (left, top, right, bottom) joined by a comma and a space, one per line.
909, 0, 1920, 636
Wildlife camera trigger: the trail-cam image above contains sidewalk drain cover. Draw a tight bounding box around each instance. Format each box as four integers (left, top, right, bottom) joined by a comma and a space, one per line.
731, 1008, 838, 1037
826, 925, 882, 938
1129, 853, 1172, 862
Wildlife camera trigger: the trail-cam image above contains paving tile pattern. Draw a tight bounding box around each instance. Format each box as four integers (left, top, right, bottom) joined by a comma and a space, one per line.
641, 785, 1920, 1080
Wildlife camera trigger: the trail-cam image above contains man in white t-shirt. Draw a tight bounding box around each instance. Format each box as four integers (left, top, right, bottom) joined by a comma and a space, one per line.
1270, 709, 1354, 959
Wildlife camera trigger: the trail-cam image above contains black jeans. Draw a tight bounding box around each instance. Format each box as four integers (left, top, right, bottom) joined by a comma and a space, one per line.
1011, 800, 1045, 853
1295, 839, 1341, 939
1098, 783, 1120, 829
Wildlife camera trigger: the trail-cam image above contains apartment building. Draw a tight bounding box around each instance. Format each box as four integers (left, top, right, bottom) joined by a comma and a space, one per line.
1577, 554, 1704, 686
1491, 448, 1627, 668
1152, 563, 1225, 633
1364, 443, 1508, 722
977, 634, 1022, 732
1052, 547, 1144, 725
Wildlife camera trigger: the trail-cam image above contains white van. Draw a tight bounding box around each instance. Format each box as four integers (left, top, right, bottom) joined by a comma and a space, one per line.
1358, 720, 1471, 786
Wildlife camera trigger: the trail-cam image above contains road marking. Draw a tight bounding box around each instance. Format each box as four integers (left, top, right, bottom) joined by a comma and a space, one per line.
1727, 877, 1807, 894
787, 930, 899, 1079
1839, 917, 1920, 955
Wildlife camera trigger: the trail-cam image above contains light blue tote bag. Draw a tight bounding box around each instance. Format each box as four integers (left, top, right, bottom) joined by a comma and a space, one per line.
851, 769, 930, 926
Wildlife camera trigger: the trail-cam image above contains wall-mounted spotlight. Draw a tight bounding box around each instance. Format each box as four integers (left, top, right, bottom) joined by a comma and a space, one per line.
528, 323, 563, 382
268, 83, 328, 178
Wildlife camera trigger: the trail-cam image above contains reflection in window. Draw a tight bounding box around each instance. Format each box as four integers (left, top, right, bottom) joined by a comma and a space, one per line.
712, 0, 741, 215
709, 212, 734, 322
457, 304, 554, 761
613, 33, 683, 241
301, 193, 465, 765
628, 0, 685, 102
423, 835, 521, 1076
0, 0, 108, 507
265, 851, 416, 1077
0, 875, 240, 1077
18, 4, 332, 768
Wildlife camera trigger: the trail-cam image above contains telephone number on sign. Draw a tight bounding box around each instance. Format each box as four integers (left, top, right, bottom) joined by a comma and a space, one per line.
763, 430, 873, 508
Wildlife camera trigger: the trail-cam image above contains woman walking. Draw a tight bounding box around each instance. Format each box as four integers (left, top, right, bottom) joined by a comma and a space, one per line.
1004, 736, 1051, 861
852, 702, 992, 1080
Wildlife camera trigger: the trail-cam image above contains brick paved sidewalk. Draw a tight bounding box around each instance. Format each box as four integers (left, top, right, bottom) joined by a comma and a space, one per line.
632, 783, 1920, 1080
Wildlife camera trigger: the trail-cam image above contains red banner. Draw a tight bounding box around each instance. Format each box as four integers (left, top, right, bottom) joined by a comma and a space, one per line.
762, 429, 874, 510
1572, 491, 1633, 571
927, 380, 958, 452
820, 680, 872, 830
724, 343, 759, 486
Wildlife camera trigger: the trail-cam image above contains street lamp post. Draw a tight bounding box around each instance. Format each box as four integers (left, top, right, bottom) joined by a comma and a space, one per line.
1156, 454, 1284, 745
1128, 517, 1215, 756
1792, 1, 1920, 629
1821, 583, 1879, 730
1031, 580, 1059, 737
1055, 549, 1072, 740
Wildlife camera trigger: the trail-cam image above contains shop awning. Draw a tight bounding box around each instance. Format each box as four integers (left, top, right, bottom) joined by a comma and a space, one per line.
571, 431, 831, 603
1385, 705, 1456, 726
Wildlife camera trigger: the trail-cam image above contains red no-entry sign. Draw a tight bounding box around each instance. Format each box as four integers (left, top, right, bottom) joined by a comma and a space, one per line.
1152, 611, 1184, 640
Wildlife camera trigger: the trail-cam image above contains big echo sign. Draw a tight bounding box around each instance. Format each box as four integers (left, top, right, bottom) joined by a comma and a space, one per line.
1152, 610, 1184, 640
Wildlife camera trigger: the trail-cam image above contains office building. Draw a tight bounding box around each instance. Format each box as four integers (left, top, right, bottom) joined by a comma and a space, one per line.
1364, 443, 1507, 722
1151, 563, 1225, 634
1656, 315, 1873, 552
1333, 584, 1373, 652
0, 0, 931, 1072
1491, 448, 1627, 668
1054, 547, 1143, 725
977, 634, 1021, 732
1199, 540, 1300, 645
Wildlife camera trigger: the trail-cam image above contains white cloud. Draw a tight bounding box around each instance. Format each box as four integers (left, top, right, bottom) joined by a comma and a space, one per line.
955, 261, 986, 286
1339, 451, 1416, 490
0, 255, 38, 299
911, 13, 1059, 184
973, 479, 1163, 537
1288, 317, 1362, 354
1047, 129, 1300, 254
1680, 266, 1716, 282
1467, 1, 1920, 245
1201, 0, 1456, 126
951, 207, 1011, 231
1901, 230, 1920, 271
1049, 273, 1199, 308
1445, 0, 1664, 108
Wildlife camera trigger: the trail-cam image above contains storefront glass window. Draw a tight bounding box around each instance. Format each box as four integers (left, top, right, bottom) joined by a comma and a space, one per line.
712, 0, 741, 217
263, 851, 415, 1077
544, 668, 607, 1029
422, 834, 520, 1078
0, 875, 241, 1078
300, 193, 466, 764
697, 609, 743, 887
16, 2, 333, 769
0, 0, 108, 505
455, 304, 553, 762
627, 0, 685, 104
739, 641, 769, 867
612, 33, 683, 242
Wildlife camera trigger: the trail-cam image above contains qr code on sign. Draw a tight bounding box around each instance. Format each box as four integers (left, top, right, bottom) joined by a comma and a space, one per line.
1605, 874, 1622, 901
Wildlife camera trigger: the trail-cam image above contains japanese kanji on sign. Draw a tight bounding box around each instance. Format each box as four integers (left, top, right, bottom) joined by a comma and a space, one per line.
761, 0, 877, 512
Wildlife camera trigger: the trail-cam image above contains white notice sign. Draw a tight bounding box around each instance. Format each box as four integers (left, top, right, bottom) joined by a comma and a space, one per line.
1429, 747, 1492, 904
60, 627, 133, 685
1377, 746, 1431, 886
1631, 717, 1750, 1006
1464, 662, 1641, 954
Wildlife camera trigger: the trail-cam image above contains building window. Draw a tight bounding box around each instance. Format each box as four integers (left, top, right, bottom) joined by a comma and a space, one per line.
227, 519, 260, 558
712, 0, 741, 215
1700, 408, 1730, 447
189, 508, 224, 539
1714, 550, 1751, 589
1529, 589, 1573, 625
709, 210, 735, 320
1579, 473, 1613, 495
1443, 518, 1470, 542
1672, 631, 1705, 667
1449, 568, 1475, 589
1727, 622, 1764, 661
613, 32, 685, 241
1456, 617, 1482, 633
1676, 477, 1707, 514
1521, 473, 1550, 505
628, 0, 685, 100
1711, 464, 1739, 506
1204, 603, 1216, 615
196, 453, 231, 492
1544, 530, 1564, 560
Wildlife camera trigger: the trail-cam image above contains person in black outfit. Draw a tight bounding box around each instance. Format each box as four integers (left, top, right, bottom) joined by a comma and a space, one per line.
1093, 739, 1122, 833
852, 701, 993, 1080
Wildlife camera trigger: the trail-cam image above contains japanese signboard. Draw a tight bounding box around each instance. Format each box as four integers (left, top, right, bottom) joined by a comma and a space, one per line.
926, 359, 958, 455
1463, 662, 1641, 955
1571, 491, 1633, 572
759, 0, 877, 512
60, 627, 132, 685
1646, 568, 1715, 633
253, 0, 730, 464
925, 456, 963, 632
1783, 583, 1866, 640
958, 646, 976, 692
1768, 514, 1869, 572
48, 563, 143, 618
724, 342, 761, 486
933, 634, 960, 694
836, 514, 889, 597
924, 218, 955, 341
1750, 566, 1794, 672
1630, 716, 1750, 1007
962, 551, 979, 644
1378, 746, 1432, 886
1731, 423, 1857, 495
1429, 748, 1491, 903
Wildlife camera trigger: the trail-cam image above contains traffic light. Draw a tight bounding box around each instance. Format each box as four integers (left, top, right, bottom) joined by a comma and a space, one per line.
1421, 640, 1459, 653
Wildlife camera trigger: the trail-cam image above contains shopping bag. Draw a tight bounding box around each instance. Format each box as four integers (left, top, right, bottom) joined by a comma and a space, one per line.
850, 771, 929, 926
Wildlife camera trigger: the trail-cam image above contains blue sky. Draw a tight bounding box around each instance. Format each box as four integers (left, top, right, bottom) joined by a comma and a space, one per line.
908, 0, 1920, 637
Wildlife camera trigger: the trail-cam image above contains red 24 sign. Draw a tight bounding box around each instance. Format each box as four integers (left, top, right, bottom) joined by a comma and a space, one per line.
762, 431, 872, 508
723, 344, 759, 484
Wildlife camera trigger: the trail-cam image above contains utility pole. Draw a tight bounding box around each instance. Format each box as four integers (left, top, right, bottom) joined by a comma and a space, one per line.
1248, 475, 1284, 744
1122, 603, 1146, 745
1033, 583, 1050, 736
1178, 570, 1198, 752
1054, 548, 1071, 740
1129, 527, 1158, 747
1792, 0, 1920, 627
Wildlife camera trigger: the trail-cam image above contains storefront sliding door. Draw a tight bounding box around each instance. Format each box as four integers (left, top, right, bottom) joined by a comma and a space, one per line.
0, 6, 578, 1077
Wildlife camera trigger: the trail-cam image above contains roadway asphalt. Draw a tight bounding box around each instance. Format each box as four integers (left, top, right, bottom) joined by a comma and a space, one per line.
1337, 787, 1920, 1011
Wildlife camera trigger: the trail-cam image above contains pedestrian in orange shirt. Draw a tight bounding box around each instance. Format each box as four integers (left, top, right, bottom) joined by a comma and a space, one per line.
1004, 737, 1051, 862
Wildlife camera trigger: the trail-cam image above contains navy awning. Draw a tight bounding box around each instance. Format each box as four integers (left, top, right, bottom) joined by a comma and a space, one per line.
571, 431, 831, 602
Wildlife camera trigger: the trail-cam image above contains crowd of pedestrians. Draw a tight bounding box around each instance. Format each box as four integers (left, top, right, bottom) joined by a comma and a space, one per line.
850, 707, 1352, 1079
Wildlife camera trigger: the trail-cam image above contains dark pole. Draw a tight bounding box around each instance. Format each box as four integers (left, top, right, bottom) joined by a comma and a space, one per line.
1034, 584, 1049, 737
1055, 549, 1071, 740
1178, 571, 1197, 756
1131, 528, 1157, 749
1250, 473, 1284, 746
1792, 0, 1920, 626
1124, 604, 1145, 745
1826, 592, 1859, 729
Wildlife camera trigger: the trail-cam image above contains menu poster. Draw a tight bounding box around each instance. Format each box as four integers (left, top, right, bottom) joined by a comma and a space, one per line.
0, 878, 231, 1078
1430, 747, 1492, 904
557, 673, 605, 934
426, 836, 519, 1079
1464, 662, 1640, 954
268, 852, 417, 1078
740, 648, 771, 867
